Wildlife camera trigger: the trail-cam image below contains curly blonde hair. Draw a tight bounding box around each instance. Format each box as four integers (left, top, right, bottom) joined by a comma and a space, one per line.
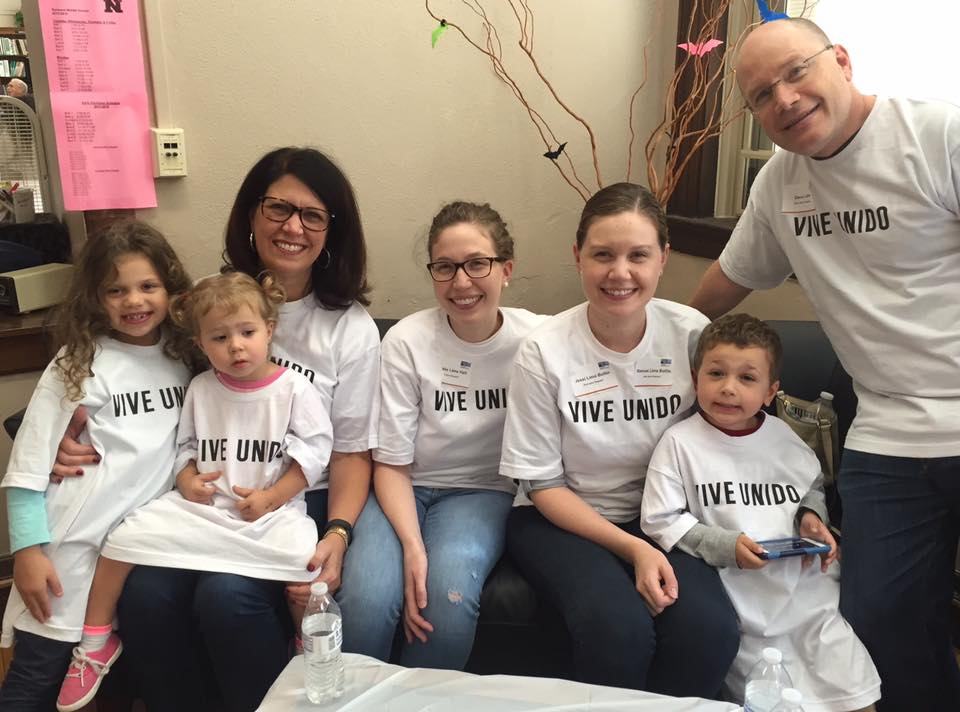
169, 271, 285, 341
54, 220, 193, 401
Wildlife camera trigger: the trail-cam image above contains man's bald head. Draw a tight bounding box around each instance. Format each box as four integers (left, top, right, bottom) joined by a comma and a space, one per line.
733, 17, 871, 158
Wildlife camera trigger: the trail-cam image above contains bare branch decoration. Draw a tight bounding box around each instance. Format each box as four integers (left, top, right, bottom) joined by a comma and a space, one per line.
426, 0, 748, 206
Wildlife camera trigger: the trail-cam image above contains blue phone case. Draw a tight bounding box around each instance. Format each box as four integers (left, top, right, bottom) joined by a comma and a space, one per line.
756, 536, 831, 560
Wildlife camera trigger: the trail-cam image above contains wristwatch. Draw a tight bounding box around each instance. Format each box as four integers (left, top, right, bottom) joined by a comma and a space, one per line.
323, 518, 353, 549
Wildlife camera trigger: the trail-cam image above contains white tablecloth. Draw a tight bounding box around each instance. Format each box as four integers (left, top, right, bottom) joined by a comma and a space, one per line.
257, 653, 742, 711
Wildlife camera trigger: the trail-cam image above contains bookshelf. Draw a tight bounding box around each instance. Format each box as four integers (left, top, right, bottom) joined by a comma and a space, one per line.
0, 29, 29, 94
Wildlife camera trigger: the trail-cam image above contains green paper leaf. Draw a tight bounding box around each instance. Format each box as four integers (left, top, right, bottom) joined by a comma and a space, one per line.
431, 20, 448, 49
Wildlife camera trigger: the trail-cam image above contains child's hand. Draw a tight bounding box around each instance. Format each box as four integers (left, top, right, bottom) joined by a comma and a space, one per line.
177, 468, 221, 504
735, 534, 768, 570
232, 486, 277, 521
13, 546, 63, 623
799, 511, 839, 572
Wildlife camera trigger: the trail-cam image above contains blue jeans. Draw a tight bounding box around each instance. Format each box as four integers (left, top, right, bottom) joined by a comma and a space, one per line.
838, 449, 960, 711
117, 489, 329, 712
507, 506, 739, 697
0, 629, 74, 711
337, 488, 513, 669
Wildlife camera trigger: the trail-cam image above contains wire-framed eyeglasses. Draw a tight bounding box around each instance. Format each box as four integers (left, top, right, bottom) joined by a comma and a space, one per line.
258, 196, 334, 232
746, 45, 834, 112
427, 257, 506, 282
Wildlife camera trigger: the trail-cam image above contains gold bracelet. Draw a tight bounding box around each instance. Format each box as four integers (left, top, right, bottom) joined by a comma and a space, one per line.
324, 525, 349, 550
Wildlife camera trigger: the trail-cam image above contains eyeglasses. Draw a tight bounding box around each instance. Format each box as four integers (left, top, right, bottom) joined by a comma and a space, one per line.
427, 257, 506, 282
258, 196, 334, 232
745, 45, 834, 112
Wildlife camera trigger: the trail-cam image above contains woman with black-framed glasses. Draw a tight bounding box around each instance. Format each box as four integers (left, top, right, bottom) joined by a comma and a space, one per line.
110, 147, 380, 712
336, 201, 544, 670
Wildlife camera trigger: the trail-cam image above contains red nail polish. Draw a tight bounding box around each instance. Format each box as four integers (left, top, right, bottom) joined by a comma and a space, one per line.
76, 469, 83, 476
307, 564, 315, 572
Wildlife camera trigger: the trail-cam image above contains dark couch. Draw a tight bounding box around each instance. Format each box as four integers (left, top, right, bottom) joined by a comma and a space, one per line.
1, 319, 855, 699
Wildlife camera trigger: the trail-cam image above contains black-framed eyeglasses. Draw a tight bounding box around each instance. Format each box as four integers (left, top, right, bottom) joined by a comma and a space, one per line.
745, 45, 834, 112
258, 196, 334, 232
427, 257, 506, 282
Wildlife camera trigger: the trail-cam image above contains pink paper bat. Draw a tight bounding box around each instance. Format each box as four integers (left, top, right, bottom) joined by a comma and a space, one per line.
678, 39, 724, 57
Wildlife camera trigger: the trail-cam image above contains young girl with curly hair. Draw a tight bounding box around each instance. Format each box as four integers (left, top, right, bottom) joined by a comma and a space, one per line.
0, 220, 194, 712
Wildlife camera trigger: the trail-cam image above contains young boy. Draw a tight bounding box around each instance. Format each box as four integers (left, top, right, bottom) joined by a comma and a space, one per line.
640, 314, 880, 712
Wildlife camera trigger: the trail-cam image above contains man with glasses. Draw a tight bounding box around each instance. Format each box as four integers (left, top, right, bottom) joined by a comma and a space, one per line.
689, 17, 960, 711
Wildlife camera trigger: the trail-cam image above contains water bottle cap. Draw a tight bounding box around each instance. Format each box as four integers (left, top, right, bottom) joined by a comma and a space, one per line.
310, 581, 329, 596
819, 391, 834, 401
781, 688, 803, 704
761, 647, 782, 664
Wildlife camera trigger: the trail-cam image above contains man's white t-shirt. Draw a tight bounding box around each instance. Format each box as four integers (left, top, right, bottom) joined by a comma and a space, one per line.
375, 307, 544, 493
500, 300, 707, 522
720, 97, 960, 457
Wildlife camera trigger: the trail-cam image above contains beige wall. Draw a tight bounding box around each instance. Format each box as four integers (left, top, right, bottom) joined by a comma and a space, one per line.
660, 253, 816, 321
132, 1, 679, 317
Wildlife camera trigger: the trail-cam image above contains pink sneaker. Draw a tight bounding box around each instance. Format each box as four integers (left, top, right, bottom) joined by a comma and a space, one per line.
56, 633, 123, 712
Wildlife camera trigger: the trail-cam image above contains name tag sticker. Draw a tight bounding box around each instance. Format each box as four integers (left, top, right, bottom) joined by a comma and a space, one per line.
634, 356, 673, 388
782, 183, 816, 214
572, 361, 619, 398
441, 359, 472, 389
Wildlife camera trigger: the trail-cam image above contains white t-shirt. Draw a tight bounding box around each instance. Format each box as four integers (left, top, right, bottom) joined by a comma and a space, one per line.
101, 368, 332, 581
719, 97, 960, 458
500, 300, 707, 522
375, 307, 545, 493
1, 338, 190, 644
642, 413, 880, 711
272, 297, 380, 487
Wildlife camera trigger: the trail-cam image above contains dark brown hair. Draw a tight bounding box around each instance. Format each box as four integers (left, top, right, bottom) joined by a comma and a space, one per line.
693, 313, 783, 381
576, 182, 668, 250
427, 201, 514, 261
54, 220, 193, 401
222, 147, 370, 308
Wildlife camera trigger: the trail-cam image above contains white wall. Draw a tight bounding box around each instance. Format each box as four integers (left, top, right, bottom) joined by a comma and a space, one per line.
133, 1, 678, 317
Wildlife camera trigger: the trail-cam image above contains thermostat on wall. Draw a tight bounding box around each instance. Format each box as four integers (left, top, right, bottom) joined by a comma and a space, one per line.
150, 127, 188, 178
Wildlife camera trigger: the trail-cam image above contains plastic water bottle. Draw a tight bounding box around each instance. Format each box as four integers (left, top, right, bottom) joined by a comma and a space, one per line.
771, 687, 805, 711
814, 391, 839, 474
744, 647, 793, 712
302, 581, 345, 704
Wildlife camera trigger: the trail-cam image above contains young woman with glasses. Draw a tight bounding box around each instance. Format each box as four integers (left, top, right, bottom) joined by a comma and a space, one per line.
109, 147, 381, 711
336, 201, 543, 669
499, 183, 740, 697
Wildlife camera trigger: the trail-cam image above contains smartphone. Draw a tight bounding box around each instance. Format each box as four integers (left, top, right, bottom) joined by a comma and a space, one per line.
756, 536, 831, 560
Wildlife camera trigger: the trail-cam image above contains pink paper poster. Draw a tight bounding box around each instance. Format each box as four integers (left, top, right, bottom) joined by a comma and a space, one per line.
38, 0, 156, 210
